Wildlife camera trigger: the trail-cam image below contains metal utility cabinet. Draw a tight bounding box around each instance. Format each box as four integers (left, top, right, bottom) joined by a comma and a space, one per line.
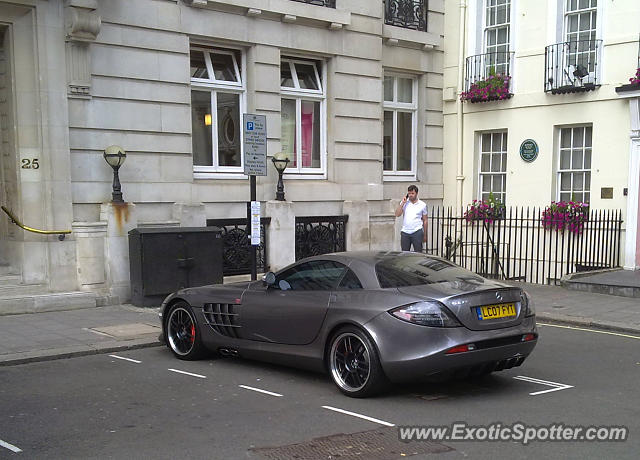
128, 227, 223, 306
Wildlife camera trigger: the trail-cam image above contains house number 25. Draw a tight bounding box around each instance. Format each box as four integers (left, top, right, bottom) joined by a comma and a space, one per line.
21, 159, 39, 169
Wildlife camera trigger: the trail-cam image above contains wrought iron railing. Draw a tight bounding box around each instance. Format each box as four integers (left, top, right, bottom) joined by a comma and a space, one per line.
424, 207, 622, 285
464, 51, 515, 102
295, 215, 348, 260
384, 0, 427, 32
207, 218, 269, 276
289, 0, 336, 7
544, 40, 602, 94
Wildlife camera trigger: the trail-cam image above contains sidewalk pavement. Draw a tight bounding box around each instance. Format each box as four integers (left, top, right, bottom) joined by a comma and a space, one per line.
1, 283, 638, 367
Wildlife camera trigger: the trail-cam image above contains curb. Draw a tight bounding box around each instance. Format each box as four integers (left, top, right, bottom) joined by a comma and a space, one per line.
0, 338, 163, 367
536, 312, 640, 336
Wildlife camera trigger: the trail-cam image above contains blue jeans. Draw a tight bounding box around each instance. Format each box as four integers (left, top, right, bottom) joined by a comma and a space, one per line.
401, 229, 424, 252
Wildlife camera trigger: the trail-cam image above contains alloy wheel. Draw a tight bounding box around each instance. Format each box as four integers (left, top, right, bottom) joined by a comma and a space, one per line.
330, 332, 371, 392
167, 306, 196, 356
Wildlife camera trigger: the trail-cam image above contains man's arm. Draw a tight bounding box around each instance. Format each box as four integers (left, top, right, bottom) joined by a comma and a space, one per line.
395, 197, 407, 217
422, 213, 428, 242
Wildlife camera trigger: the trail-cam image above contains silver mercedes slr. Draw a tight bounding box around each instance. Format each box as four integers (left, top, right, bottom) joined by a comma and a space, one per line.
160, 251, 538, 397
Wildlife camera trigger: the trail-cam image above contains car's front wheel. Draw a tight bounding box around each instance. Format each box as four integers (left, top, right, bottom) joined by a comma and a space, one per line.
165, 302, 205, 360
328, 326, 387, 397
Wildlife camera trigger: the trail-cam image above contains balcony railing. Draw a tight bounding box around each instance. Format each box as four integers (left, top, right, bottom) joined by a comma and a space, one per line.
384, 0, 427, 32
289, 0, 336, 7
545, 40, 602, 94
463, 51, 515, 103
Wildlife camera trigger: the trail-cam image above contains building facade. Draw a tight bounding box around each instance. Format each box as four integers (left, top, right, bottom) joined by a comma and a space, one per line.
443, 0, 640, 270
0, 0, 444, 310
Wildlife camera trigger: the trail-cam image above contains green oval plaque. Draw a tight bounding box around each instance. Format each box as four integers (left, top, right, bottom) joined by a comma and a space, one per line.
520, 139, 539, 163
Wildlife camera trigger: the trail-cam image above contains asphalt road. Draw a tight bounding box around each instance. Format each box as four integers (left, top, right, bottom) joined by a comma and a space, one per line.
1, 323, 638, 460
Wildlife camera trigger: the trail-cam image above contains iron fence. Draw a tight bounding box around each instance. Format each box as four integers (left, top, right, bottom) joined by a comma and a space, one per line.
545, 40, 602, 94
207, 218, 269, 276
425, 207, 623, 285
384, 0, 427, 32
289, 0, 336, 7
464, 51, 515, 98
295, 215, 348, 260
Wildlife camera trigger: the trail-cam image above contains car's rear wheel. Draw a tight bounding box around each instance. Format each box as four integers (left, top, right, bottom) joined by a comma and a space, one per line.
166, 302, 205, 360
328, 326, 387, 398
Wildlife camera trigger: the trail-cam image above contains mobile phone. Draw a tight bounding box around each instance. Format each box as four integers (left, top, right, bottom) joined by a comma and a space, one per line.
405, 194, 409, 199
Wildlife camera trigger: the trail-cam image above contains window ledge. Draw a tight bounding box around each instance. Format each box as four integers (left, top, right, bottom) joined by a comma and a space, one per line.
615, 84, 640, 98
194, 172, 249, 180
184, 0, 351, 29
382, 24, 441, 50
283, 172, 327, 180
383, 174, 417, 182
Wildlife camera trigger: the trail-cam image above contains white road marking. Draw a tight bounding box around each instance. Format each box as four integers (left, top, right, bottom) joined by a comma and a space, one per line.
513, 375, 573, 395
0, 439, 22, 453
168, 368, 207, 379
322, 406, 395, 427
109, 354, 141, 364
538, 323, 640, 340
82, 327, 113, 338
239, 385, 283, 397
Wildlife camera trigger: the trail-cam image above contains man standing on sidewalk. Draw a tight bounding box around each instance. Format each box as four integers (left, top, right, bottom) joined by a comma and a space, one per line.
395, 185, 428, 252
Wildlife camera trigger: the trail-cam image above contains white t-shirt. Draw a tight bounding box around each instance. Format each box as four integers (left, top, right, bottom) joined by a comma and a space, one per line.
401, 199, 428, 234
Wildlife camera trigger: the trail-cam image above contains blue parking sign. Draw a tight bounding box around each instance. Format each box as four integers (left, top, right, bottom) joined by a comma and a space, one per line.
247, 121, 254, 131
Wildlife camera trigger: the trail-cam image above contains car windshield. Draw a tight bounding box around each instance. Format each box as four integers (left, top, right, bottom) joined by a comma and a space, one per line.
375, 255, 483, 288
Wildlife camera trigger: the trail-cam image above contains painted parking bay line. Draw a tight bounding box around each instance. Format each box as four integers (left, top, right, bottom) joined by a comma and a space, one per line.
168, 368, 207, 379
239, 385, 283, 397
109, 354, 141, 364
513, 375, 573, 396
0, 438, 22, 453
322, 406, 395, 427
538, 323, 640, 340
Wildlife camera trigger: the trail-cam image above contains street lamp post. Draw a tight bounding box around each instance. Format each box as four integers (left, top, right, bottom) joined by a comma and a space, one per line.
271, 152, 290, 201
103, 145, 127, 204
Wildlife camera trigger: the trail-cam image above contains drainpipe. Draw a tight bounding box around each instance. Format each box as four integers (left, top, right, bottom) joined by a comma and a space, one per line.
456, 0, 467, 214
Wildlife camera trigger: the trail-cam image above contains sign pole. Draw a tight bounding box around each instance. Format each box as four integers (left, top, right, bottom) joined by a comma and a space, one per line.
243, 114, 267, 281
249, 176, 257, 280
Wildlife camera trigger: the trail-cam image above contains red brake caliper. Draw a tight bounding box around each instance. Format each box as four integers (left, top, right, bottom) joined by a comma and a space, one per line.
190, 324, 195, 343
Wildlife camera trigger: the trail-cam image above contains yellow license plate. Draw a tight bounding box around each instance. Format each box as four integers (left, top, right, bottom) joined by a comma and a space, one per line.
477, 303, 516, 320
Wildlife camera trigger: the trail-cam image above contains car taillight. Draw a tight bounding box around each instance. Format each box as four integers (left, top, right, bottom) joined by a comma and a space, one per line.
522, 333, 537, 342
446, 343, 476, 354
390, 301, 462, 328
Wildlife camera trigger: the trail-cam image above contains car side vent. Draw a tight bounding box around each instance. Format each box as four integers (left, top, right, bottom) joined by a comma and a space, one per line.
203, 303, 240, 338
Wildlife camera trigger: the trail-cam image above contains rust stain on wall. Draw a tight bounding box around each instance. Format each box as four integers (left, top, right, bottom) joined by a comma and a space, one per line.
113, 202, 130, 235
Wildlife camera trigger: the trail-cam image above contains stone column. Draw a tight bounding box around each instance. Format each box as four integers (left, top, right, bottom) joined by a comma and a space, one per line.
100, 202, 137, 302
343, 201, 370, 251
265, 200, 295, 271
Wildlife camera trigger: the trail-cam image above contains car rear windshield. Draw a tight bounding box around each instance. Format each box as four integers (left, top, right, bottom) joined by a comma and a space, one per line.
375, 255, 480, 288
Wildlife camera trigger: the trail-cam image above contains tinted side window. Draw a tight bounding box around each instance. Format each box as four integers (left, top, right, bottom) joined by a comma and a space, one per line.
337, 269, 363, 290
277, 260, 347, 291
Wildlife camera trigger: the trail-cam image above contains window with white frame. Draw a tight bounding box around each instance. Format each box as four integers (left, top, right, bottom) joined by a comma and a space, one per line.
280, 58, 325, 175
558, 126, 591, 203
484, 0, 511, 75
478, 131, 507, 204
190, 46, 245, 175
383, 75, 417, 177
564, 0, 597, 73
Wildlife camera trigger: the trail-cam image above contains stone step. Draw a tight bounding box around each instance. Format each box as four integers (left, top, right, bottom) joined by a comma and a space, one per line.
0, 274, 22, 286
0, 291, 98, 315
0, 284, 48, 297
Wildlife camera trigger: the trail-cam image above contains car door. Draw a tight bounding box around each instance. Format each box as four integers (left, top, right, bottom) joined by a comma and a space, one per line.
238, 260, 347, 345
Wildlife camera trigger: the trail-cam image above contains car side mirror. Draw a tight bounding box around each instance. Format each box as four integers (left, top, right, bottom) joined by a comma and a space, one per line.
263, 272, 276, 287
